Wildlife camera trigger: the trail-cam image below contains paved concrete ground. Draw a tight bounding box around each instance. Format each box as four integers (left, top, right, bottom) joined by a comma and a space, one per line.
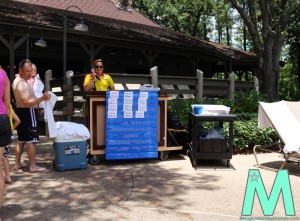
2, 136, 300, 221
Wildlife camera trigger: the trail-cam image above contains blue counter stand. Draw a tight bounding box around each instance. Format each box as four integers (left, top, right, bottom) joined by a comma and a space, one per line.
105, 91, 158, 160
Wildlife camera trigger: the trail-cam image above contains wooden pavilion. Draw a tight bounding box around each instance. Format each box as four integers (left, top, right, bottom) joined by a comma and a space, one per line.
0, 0, 257, 82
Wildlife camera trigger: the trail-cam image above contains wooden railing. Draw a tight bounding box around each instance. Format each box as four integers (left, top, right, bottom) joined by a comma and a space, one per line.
44, 67, 257, 122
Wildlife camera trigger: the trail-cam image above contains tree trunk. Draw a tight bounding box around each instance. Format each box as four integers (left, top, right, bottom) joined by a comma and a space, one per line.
226, 24, 230, 45
261, 58, 279, 101
261, 33, 284, 101
228, 0, 295, 101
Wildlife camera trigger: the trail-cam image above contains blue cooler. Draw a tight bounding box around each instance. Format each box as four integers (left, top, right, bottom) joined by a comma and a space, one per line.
53, 139, 88, 172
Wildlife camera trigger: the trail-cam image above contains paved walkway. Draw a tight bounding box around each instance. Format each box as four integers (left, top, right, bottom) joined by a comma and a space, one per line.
2, 137, 300, 221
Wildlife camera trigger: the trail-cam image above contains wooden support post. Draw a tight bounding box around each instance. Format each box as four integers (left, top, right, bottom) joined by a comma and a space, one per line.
44, 70, 53, 136
196, 69, 203, 102
44, 70, 52, 91
150, 66, 158, 87
228, 72, 235, 101
64, 70, 74, 121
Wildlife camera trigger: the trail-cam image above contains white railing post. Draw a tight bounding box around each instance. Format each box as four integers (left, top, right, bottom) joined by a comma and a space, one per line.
253, 76, 259, 93
44, 70, 53, 92
44, 70, 53, 136
228, 71, 235, 101
150, 66, 158, 87
196, 69, 203, 102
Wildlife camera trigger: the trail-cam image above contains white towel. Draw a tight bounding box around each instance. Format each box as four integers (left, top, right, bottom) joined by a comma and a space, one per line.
56, 121, 90, 140
32, 74, 46, 108
44, 92, 58, 138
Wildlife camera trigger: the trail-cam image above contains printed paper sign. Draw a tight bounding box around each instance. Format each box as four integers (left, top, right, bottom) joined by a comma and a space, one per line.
138, 98, 147, 111
138, 98, 147, 106
107, 111, 117, 118
109, 91, 119, 98
139, 92, 148, 99
108, 98, 118, 111
123, 103, 132, 111
124, 111, 133, 118
124, 91, 133, 99
108, 98, 118, 105
135, 111, 144, 118
138, 106, 147, 111
124, 97, 133, 106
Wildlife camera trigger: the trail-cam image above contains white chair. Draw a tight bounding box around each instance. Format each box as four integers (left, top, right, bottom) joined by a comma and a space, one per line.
253, 100, 300, 169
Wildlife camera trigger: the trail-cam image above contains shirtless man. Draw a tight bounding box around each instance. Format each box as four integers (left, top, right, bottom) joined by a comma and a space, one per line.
12, 59, 51, 173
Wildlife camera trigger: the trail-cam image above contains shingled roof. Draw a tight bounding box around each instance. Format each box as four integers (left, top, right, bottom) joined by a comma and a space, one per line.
13, 0, 159, 27
1, 0, 256, 62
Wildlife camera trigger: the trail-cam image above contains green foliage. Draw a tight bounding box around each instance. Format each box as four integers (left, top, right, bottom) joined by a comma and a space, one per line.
232, 90, 270, 113
279, 63, 300, 101
167, 97, 195, 126
133, 0, 217, 38
210, 98, 234, 109
229, 114, 279, 154
213, 0, 233, 44
285, 1, 300, 94
213, 90, 269, 114
284, 0, 300, 101
218, 91, 277, 154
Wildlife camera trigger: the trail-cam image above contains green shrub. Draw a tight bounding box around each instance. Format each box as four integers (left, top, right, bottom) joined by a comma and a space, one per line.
233, 90, 270, 113
167, 97, 195, 126
224, 114, 279, 154
279, 63, 300, 101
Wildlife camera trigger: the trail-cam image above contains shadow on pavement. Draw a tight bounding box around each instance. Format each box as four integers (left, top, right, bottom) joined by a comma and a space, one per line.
4, 136, 226, 221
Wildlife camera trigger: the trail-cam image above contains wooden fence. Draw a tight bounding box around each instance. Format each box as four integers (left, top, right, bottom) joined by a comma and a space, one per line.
45, 67, 257, 122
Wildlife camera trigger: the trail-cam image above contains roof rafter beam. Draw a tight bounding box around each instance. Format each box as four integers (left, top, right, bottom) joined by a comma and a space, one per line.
187, 56, 201, 75
80, 42, 104, 66
0, 34, 9, 48
14, 36, 26, 50
141, 50, 159, 68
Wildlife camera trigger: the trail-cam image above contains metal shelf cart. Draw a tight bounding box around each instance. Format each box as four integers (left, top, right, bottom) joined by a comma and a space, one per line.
188, 112, 237, 167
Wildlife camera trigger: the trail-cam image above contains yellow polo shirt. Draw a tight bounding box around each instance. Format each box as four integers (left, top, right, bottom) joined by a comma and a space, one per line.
83, 74, 115, 91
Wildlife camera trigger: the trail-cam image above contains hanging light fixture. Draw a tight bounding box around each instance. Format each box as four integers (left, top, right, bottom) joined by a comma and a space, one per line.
35, 37, 47, 47
74, 20, 89, 32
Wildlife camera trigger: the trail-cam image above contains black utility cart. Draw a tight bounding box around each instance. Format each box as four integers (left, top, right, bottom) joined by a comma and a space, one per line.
188, 112, 237, 167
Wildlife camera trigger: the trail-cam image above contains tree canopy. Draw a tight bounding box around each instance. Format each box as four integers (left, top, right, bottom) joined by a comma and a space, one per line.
133, 0, 215, 39
133, 0, 299, 100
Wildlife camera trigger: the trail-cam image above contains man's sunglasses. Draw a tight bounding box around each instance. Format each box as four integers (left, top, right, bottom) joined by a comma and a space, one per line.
95, 66, 103, 69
